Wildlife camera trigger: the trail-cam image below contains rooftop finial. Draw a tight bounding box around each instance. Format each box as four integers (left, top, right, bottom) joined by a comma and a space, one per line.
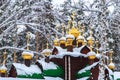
109, 49, 113, 63
26, 32, 30, 50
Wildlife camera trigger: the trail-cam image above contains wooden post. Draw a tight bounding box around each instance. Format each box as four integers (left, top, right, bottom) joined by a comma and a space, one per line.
36, 32, 39, 61
14, 35, 17, 63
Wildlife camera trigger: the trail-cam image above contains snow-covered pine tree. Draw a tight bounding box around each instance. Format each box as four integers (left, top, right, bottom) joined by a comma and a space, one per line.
0, 0, 61, 67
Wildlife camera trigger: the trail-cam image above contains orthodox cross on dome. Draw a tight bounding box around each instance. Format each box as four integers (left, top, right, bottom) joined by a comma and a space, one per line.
108, 49, 115, 70
26, 32, 30, 50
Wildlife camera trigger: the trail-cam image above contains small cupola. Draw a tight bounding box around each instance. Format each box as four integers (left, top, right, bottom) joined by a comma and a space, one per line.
0, 65, 7, 74
87, 30, 95, 52
76, 26, 85, 47
42, 42, 52, 57
108, 50, 115, 70
66, 34, 74, 46
0, 50, 7, 75
87, 29, 96, 60
22, 32, 34, 60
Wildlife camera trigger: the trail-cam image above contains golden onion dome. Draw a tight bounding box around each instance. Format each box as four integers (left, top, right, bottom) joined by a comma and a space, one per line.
42, 49, 52, 57
59, 37, 66, 44
76, 35, 85, 46
66, 34, 74, 46
87, 51, 96, 60
108, 62, 115, 70
68, 27, 80, 38
22, 51, 34, 60
87, 30, 95, 45
0, 65, 7, 73
53, 38, 59, 46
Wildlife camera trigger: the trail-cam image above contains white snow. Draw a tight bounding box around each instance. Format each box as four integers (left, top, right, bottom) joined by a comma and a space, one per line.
0, 78, 41, 80
114, 72, 120, 80
87, 51, 96, 57
96, 54, 101, 59
50, 46, 90, 59
59, 37, 66, 41
13, 63, 42, 75
78, 62, 99, 74
37, 59, 58, 70
87, 36, 95, 41
77, 77, 89, 80
29, 32, 35, 39
0, 65, 7, 70
41, 49, 52, 54
77, 35, 85, 40
44, 77, 63, 80
17, 25, 26, 34
108, 38, 114, 43
22, 51, 34, 57
66, 34, 75, 39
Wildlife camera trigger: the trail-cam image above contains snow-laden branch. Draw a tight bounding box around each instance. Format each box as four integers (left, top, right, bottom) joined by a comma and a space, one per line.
0, 46, 44, 56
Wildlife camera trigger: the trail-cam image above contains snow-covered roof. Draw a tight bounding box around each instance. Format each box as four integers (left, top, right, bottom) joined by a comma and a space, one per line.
87, 51, 96, 57
50, 46, 88, 59
37, 59, 58, 70
41, 49, 52, 54
13, 63, 42, 75
50, 45, 91, 59
54, 38, 59, 41
0, 65, 7, 70
59, 37, 66, 41
77, 35, 85, 40
78, 62, 99, 74
66, 34, 75, 39
87, 36, 95, 41
96, 54, 101, 59
22, 51, 34, 57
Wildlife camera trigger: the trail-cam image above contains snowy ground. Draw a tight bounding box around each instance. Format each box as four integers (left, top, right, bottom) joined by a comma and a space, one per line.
0, 72, 120, 80
114, 72, 120, 80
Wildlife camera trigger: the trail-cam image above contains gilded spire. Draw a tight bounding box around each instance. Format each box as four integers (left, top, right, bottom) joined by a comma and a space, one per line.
109, 49, 113, 63
26, 32, 30, 50
87, 28, 95, 52
36, 32, 39, 61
